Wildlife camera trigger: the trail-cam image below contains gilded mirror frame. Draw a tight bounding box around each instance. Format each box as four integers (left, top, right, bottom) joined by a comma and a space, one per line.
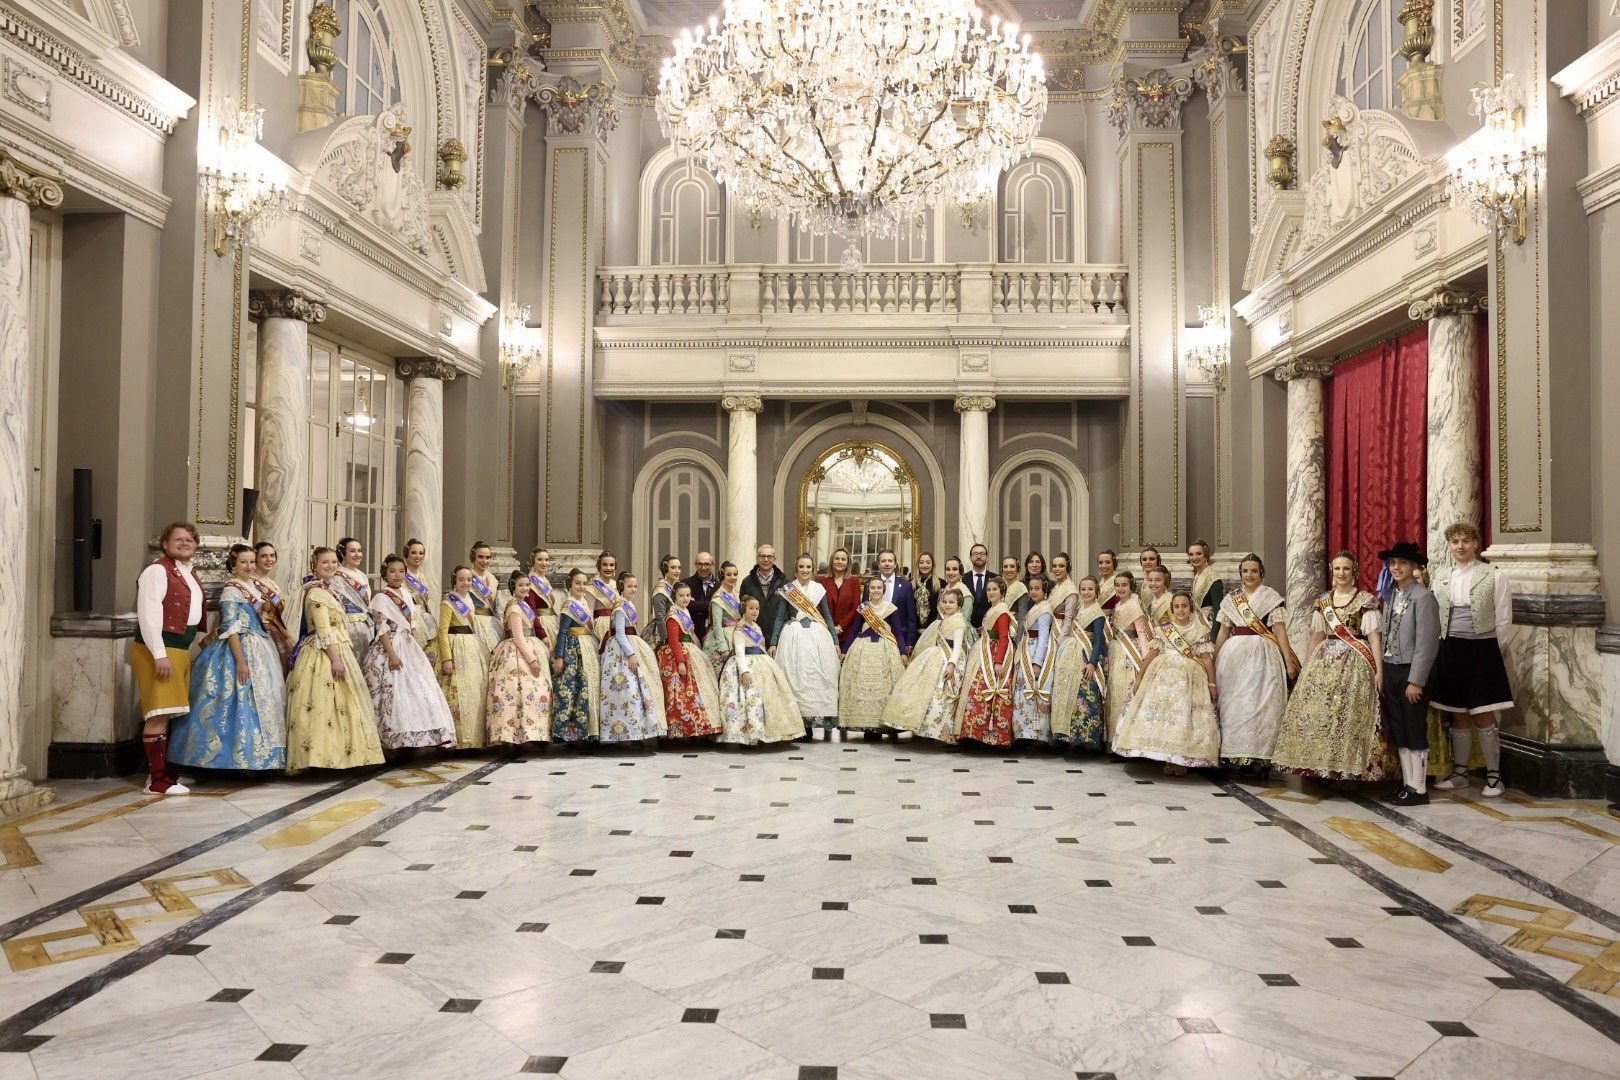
797, 438, 922, 575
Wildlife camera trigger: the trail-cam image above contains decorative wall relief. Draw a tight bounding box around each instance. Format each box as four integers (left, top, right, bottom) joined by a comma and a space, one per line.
2, 58, 50, 119
1298, 96, 1427, 255
312, 106, 433, 258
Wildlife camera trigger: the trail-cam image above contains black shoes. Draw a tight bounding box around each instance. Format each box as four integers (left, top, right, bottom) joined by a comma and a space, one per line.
1387, 787, 1430, 806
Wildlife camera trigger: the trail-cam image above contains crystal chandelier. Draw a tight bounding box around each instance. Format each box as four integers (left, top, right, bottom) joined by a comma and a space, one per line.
200, 101, 288, 258
1447, 73, 1544, 246
1186, 303, 1230, 390
500, 305, 543, 387
657, 0, 1047, 272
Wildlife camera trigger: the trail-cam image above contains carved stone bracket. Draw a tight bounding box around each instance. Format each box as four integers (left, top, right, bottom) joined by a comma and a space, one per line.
1272, 357, 1335, 383
0, 151, 63, 208
722, 393, 763, 414
1409, 288, 1484, 322
247, 288, 328, 324
1109, 67, 1196, 135
533, 75, 619, 141
396, 356, 459, 381
1192, 35, 1248, 107
953, 394, 997, 413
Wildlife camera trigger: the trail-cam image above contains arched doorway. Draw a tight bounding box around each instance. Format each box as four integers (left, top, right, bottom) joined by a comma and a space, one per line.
797, 439, 921, 576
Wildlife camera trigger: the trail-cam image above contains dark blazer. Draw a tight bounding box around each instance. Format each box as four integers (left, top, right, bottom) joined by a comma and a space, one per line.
870, 575, 919, 654
965, 568, 993, 629
740, 565, 788, 641
684, 572, 721, 640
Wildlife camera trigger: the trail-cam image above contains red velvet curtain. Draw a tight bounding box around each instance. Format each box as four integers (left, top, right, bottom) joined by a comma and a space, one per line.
1325, 327, 1429, 592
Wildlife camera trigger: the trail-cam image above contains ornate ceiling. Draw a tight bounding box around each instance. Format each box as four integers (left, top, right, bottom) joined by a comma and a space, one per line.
629, 0, 1102, 34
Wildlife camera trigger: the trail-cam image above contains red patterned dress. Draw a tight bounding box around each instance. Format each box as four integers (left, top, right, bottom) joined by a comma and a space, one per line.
955, 604, 1017, 746
658, 608, 723, 737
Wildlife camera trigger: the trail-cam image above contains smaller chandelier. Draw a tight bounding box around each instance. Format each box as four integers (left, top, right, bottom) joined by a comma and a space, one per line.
200, 101, 287, 258
1447, 73, 1543, 246
501, 305, 542, 386
1186, 303, 1230, 390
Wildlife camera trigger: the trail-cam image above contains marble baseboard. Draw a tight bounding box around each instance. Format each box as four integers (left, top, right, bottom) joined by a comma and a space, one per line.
1499, 733, 1607, 799
1511, 594, 1606, 627
1606, 764, 1620, 811
49, 612, 137, 638
50, 633, 138, 746
1500, 625, 1603, 745
1597, 626, 1620, 654
47, 738, 143, 780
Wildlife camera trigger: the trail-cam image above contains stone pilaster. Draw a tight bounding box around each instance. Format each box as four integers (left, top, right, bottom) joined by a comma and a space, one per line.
724, 394, 763, 568
954, 395, 996, 558
397, 358, 458, 601
1274, 358, 1333, 660
248, 288, 327, 597
1409, 288, 1484, 567
0, 150, 62, 815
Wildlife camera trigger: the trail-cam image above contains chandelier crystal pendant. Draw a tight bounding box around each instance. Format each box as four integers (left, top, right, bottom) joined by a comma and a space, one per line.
1447, 73, 1544, 246
657, 0, 1048, 272
200, 101, 288, 258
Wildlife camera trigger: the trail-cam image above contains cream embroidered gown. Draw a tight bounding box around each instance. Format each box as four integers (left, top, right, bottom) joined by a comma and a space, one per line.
838, 600, 906, 730
1112, 616, 1220, 768
882, 613, 966, 743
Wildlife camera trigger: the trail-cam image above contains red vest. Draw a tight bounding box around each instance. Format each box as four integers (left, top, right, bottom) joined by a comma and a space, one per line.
144, 556, 208, 641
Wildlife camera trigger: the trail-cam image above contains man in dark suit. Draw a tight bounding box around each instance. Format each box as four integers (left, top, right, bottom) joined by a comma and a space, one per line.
873, 548, 918, 655
965, 543, 993, 630
684, 551, 720, 640
740, 544, 789, 641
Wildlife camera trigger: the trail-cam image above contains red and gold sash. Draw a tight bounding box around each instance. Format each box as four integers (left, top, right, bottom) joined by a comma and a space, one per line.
1229, 588, 1280, 647
1158, 618, 1204, 662
783, 583, 830, 632
973, 608, 1017, 706
1319, 592, 1378, 671
857, 602, 900, 651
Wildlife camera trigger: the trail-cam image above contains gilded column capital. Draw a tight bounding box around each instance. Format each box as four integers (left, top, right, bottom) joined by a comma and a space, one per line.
0, 151, 63, 209
533, 75, 619, 141
1272, 357, 1335, 383
722, 393, 763, 414
953, 394, 998, 413
1108, 67, 1196, 136
1408, 288, 1484, 322
248, 288, 328, 324
396, 357, 459, 381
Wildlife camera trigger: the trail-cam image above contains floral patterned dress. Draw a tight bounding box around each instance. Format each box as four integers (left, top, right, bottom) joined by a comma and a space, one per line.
1113, 616, 1220, 768
285, 584, 385, 772
485, 598, 553, 745
1105, 597, 1151, 739
1010, 599, 1055, 742
659, 608, 723, 737
599, 600, 665, 742
881, 614, 966, 743
1272, 591, 1394, 781
364, 587, 455, 750
550, 597, 601, 742
838, 600, 906, 730
718, 623, 804, 745
1061, 608, 1110, 752
956, 603, 1017, 746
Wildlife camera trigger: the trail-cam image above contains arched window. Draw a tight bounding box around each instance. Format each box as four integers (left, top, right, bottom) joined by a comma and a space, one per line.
1342, 0, 1405, 111
333, 0, 401, 118
1000, 157, 1073, 264
648, 462, 721, 578
998, 464, 1071, 563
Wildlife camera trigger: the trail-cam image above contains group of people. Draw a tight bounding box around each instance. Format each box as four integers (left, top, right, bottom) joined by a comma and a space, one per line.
129, 524, 1514, 807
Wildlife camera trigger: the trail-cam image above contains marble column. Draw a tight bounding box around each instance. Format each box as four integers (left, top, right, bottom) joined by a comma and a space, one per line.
397, 358, 458, 600
955, 395, 996, 558
1274, 358, 1334, 660
1410, 288, 1484, 567
248, 289, 326, 597
724, 394, 763, 568
0, 151, 62, 815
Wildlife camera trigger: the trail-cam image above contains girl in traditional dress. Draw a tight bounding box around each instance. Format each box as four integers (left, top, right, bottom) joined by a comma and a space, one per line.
588, 551, 624, 642
882, 586, 967, 743
468, 542, 506, 656
1138, 547, 1163, 590
1105, 572, 1153, 738
719, 595, 805, 746
1143, 566, 1175, 629
1001, 556, 1030, 626
645, 554, 682, 649
1213, 555, 1299, 771
332, 537, 376, 659
839, 577, 907, 738
1115, 591, 1220, 775
1059, 575, 1111, 753
286, 547, 385, 772
940, 556, 973, 629
956, 577, 1018, 747
1045, 555, 1083, 746
402, 539, 439, 669
912, 552, 940, 632
1188, 538, 1225, 631
252, 542, 293, 672
1011, 574, 1055, 744
1272, 551, 1393, 782
363, 554, 455, 753
526, 547, 561, 648
702, 561, 743, 670
435, 565, 489, 749
769, 554, 842, 740
550, 570, 601, 745
175, 544, 287, 772
659, 581, 723, 739
485, 576, 554, 748
599, 573, 666, 744
132, 522, 207, 794
819, 548, 864, 651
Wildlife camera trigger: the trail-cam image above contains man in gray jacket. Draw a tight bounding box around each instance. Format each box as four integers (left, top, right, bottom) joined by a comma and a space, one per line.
1378, 541, 1440, 806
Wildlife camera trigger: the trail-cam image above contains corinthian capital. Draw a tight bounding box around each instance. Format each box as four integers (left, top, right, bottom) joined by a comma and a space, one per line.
722, 393, 763, 414
1109, 67, 1196, 136
248, 288, 328, 324
953, 394, 997, 413
1408, 288, 1484, 322
533, 75, 619, 141
396, 357, 459, 381
0, 151, 63, 209
1272, 357, 1335, 383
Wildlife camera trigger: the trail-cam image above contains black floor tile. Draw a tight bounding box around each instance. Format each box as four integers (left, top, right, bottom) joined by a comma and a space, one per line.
1260, 973, 1299, 987
682, 1008, 719, 1023
440, 998, 481, 1013
989, 856, 1014, 864
209, 988, 254, 1002
1122, 936, 1155, 947
1195, 906, 1226, 915
1084, 880, 1111, 888
822, 901, 849, 911
257, 1044, 307, 1062
457, 890, 487, 900
812, 967, 844, 980
376, 953, 413, 964
172, 943, 209, 955
1035, 971, 1070, 985
521, 1055, 568, 1073
1328, 938, 1363, 949
406, 864, 434, 871
1428, 1021, 1476, 1037
919, 934, 949, 944
324, 915, 359, 925
0, 1035, 51, 1053
636, 896, 665, 906
591, 960, 625, 973
798, 1068, 837, 1080
518, 923, 550, 933
1008, 904, 1037, 914
829, 853, 852, 861
716, 928, 746, 939
1486, 976, 1526, 989
930, 1013, 967, 1029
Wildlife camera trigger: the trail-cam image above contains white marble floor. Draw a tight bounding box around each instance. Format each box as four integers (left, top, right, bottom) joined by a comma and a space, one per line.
3, 743, 1620, 1079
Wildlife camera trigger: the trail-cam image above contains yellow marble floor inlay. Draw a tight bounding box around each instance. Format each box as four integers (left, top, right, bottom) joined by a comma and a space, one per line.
1433, 791, 1620, 845
1324, 816, 1453, 873
380, 761, 467, 788
2, 868, 251, 972
1257, 788, 1324, 805
1453, 894, 1620, 997
258, 800, 383, 849
0, 784, 253, 871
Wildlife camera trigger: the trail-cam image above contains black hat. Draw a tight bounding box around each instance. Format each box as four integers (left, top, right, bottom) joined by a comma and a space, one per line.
1377, 540, 1427, 567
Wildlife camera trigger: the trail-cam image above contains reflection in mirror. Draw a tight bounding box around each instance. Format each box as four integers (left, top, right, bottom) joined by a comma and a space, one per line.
799, 440, 920, 577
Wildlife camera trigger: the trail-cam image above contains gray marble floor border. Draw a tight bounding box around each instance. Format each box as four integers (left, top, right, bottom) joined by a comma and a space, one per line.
1217, 777, 1620, 1046
0, 757, 507, 1045
0, 768, 386, 942
1345, 793, 1620, 936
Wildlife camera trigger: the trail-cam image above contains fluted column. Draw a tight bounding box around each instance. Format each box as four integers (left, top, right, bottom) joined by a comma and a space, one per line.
248, 289, 326, 596
0, 151, 62, 815
398, 358, 458, 599
955, 394, 996, 557
724, 394, 763, 568
1275, 358, 1334, 659
1410, 288, 1484, 567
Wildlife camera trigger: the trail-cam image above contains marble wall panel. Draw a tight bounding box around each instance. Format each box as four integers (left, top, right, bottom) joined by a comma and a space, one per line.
51, 636, 136, 745
1500, 625, 1604, 746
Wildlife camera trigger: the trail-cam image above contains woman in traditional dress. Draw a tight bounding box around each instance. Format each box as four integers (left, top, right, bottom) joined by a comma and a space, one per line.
1045, 555, 1083, 747
719, 595, 805, 746
882, 587, 967, 743
819, 548, 863, 652
1104, 571, 1153, 739
588, 551, 624, 642
252, 542, 293, 672
435, 565, 489, 749
1001, 556, 1030, 626
363, 554, 455, 752
769, 554, 842, 740
645, 554, 682, 649
956, 577, 1016, 746
332, 537, 376, 659
1011, 575, 1055, 744
1114, 591, 1220, 775
702, 561, 743, 671
599, 573, 666, 744
286, 547, 385, 772
1272, 551, 1393, 782
1188, 538, 1225, 632
658, 581, 722, 739
1213, 555, 1299, 771
402, 539, 439, 668
839, 577, 907, 738
525, 547, 561, 648
912, 552, 940, 633
174, 544, 287, 772
550, 569, 601, 745
1059, 575, 1111, 753
468, 542, 506, 657
485, 575, 553, 748
132, 522, 207, 794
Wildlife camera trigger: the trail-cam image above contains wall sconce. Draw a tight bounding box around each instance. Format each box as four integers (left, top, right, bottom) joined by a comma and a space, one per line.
500, 304, 542, 387
199, 101, 287, 258
1448, 73, 1544, 245
1186, 303, 1231, 390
